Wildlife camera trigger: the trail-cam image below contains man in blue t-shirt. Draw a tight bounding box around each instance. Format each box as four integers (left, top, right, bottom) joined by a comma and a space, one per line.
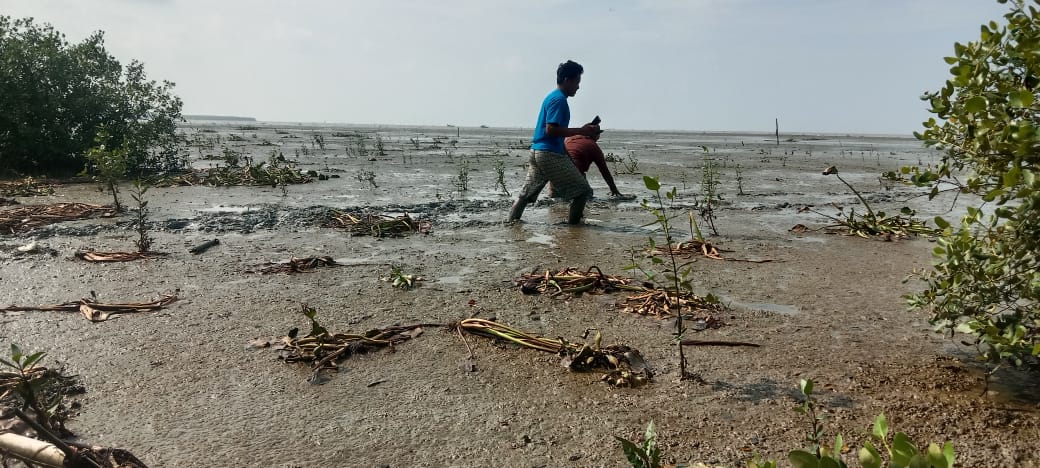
508, 60, 601, 224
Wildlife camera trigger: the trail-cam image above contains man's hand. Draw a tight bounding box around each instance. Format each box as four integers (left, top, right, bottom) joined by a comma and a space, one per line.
580, 124, 600, 137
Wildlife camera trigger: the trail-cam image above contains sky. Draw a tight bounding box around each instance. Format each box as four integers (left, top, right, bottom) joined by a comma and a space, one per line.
3, 0, 1013, 134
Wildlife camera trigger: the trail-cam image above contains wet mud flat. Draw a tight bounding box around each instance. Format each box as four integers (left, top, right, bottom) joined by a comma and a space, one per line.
1, 123, 1038, 466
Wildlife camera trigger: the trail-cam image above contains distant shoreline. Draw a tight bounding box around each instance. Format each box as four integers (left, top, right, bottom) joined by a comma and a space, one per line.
183, 115, 257, 122
177, 119, 915, 140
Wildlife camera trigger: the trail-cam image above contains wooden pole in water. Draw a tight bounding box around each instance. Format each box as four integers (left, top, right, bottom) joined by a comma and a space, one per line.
775, 118, 779, 145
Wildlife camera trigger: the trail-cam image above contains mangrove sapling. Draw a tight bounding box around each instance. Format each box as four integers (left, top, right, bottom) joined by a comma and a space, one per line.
453, 158, 471, 194
374, 135, 386, 156
735, 163, 745, 195
494, 159, 510, 195
627, 176, 694, 380
356, 170, 378, 188
384, 265, 421, 289
699, 155, 721, 236
0, 344, 79, 435
616, 421, 662, 468
746, 379, 957, 468
129, 179, 153, 253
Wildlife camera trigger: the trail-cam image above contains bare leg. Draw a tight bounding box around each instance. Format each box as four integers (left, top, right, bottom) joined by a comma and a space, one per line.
567, 196, 587, 224
509, 198, 528, 221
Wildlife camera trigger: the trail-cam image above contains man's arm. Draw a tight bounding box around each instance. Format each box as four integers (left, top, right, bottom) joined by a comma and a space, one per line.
592, 156, 622, 196
546, 123, 599, 138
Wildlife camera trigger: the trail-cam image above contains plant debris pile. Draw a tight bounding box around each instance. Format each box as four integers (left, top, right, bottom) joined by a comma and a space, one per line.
0, 292, 178, 322
259, 306, 430, 385
261, 308, 651, 387
326, 211, 431, 237
621, 289, 726, 321
650, 240, 726, 259
252, 256, 341, 274
515, 266, 643, 296
456, 318, 652, 387
0, 203, 117, 235
806, 166, 939, 239
0, 177, 54, 197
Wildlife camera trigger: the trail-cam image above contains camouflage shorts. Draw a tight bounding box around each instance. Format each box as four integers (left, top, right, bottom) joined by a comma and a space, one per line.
517, 150, 593, 203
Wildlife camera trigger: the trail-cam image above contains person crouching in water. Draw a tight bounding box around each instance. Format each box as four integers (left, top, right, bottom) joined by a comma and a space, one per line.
508, 60, 601, 224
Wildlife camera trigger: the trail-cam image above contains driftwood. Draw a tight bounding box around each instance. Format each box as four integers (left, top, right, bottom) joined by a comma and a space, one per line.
188, 238, 220, 255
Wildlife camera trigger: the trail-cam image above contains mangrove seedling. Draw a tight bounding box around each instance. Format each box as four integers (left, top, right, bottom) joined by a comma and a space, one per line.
129, 179, 153, 253
453, 158, 471, 194
699, 154, 721, 235
616, 421, 662, 468
356, 170, 378, 188
494, 159, 510, 196
626, 176, 695, 380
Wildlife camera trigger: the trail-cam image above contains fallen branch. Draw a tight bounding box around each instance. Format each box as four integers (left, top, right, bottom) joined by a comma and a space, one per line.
74, 251, 167, 262
0, 293, 178, 322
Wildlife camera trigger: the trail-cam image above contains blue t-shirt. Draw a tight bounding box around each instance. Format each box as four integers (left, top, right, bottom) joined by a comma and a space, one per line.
531, 88, 569, 154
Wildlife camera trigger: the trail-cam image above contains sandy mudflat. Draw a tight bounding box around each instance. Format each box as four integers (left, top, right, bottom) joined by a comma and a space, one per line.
1, 122, 1037, 467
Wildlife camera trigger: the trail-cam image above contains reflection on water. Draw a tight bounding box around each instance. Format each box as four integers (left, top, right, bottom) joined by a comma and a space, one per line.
722, 296, 801, 315
198, 205, 252, 213
525, 232, 555, 246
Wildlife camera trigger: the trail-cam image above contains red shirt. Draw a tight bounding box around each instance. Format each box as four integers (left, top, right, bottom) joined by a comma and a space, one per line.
564, 135, 604, 173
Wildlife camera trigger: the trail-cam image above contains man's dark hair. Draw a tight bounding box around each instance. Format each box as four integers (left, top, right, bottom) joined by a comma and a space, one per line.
556, 60, 584, 84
